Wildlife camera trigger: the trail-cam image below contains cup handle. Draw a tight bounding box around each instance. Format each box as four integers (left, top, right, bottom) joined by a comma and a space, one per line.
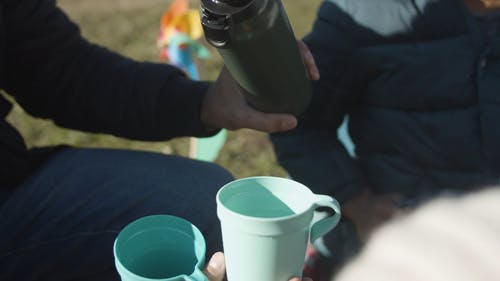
186, 267, 208, 281
310, 194, 341, 243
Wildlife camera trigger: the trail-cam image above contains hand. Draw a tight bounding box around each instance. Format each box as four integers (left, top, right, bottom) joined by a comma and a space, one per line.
343, 188, 404, 243
201, 40, 319, 133
204, 252, 313, 281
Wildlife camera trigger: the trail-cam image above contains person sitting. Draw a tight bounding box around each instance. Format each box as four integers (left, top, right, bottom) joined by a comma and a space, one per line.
0, 0, 318, 280
270, 0, 500, 278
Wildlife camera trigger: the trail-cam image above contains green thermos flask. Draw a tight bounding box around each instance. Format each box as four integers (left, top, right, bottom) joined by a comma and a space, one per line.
200, 0, 312, 116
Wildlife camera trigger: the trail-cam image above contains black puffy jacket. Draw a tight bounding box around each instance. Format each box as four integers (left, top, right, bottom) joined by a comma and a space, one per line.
272, 0, 500, 203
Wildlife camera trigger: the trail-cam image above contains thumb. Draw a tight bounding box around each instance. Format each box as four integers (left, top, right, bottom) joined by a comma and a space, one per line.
204, 252, 226, 281
242, 110, 298, 133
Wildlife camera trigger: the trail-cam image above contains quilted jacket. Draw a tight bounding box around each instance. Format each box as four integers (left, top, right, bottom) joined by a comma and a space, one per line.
271, 0, 500, 203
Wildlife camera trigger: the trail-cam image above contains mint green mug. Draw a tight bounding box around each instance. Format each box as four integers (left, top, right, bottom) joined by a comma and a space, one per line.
216, 176, 341, 281
113, 215, 207, 281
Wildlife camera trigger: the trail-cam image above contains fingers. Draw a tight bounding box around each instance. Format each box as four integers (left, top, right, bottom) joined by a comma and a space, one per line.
239, 110, 298, 133
204, 252, 312, 281
297, 40, 320, 81
205, 63, 301, 132
204, 252, 226, 281
289, 278, 313, 281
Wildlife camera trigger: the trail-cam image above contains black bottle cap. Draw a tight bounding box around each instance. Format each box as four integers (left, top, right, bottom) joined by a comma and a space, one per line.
217, 0, 252, 6
200, 0, 261, 23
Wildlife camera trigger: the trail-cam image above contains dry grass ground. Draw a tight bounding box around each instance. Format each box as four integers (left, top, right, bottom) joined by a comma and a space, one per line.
6, 0, 321, 178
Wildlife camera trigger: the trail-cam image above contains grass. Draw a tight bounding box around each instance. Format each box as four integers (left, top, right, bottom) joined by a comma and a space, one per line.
6, 0, 321, 179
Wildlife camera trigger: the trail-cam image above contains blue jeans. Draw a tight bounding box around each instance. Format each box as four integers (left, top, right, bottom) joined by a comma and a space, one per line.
0, 147, 233, 280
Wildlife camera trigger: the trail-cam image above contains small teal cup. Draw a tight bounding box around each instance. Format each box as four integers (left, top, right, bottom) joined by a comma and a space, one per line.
113, 215, 207, 281
217, 176, 341, 281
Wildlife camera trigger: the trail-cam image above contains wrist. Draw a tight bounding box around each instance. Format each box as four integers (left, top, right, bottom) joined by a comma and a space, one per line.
342, 187, 371, 221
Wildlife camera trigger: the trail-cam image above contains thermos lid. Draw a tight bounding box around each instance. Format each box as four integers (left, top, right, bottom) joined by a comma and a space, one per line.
201, 0, 263, 47
200, 0, 261, 24
217, 0, 250, 6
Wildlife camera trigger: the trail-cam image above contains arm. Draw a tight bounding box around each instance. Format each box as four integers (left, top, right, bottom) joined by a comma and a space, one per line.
4, 0, 210, 141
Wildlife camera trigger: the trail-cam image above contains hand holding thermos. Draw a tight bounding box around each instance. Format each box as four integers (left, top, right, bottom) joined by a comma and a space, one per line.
200, 0, 318, 133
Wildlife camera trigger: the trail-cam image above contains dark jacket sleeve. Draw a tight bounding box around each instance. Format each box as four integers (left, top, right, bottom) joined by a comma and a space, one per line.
3, 0, 214, 141
270, 2, 366, 203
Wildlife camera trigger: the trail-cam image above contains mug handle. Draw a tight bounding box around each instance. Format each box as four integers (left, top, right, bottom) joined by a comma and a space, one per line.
186, 267, 208, 281
309, 195, 341, 243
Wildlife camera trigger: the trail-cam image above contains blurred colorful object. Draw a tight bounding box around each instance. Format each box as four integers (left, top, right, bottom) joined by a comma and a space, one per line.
157, 0, 210, 78
158, 0, 226, 162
